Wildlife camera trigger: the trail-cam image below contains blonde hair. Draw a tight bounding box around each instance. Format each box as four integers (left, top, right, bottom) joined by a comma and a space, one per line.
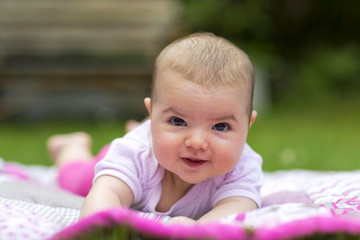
152, 32, 255, 118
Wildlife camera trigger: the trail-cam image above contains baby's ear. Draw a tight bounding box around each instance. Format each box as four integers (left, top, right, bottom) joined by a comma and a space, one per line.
144, 97, 152, 114
249, 110, 257, 128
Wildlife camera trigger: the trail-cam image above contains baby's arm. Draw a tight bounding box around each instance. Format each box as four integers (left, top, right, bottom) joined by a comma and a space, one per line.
79, 175, 134, 219
198, 196, 257, 223
168, 196, 256, 224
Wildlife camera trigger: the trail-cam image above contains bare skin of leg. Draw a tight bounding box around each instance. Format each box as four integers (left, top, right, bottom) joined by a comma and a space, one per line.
47, 132, 93, 168
47, 120, 141, 168
125, 120, 141, 132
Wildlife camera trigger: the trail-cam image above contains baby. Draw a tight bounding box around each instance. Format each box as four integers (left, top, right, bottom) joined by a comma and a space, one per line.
50, 32, 263, 223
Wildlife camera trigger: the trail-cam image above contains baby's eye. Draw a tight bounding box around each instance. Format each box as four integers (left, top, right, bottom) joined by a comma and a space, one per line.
212, 123, 230, 131
169, 117, 187, 127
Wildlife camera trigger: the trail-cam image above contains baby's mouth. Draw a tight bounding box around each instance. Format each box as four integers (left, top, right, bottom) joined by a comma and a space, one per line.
182, 158, 207, 167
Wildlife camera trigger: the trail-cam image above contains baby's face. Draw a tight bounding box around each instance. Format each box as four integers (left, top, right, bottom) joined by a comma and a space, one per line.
146, 70, 255, 185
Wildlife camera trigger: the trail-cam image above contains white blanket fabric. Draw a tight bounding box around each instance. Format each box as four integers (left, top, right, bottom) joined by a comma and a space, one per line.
1, 158, 360, 239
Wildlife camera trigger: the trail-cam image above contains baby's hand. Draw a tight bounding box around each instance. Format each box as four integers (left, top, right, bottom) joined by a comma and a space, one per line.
167, 216, 196, 225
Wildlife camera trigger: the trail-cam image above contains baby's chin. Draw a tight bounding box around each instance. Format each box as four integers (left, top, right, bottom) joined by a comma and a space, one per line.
177, 173, 220, 185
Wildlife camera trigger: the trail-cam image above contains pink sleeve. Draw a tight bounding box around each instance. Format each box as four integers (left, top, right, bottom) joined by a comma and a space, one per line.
94, 138, 146, 204
212, 144, 263, 207
94, 120, 153, 204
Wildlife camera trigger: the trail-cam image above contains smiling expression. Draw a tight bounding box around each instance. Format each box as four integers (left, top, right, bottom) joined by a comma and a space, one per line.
146, 70, 256, 186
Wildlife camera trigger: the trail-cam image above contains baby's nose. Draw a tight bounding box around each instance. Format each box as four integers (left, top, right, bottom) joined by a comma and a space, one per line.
185, 131, 208, 151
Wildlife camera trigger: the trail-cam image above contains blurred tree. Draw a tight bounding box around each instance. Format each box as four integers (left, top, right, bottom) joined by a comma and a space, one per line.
180, 0, 360, 105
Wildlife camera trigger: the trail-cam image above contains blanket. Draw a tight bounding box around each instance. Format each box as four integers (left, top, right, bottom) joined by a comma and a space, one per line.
1, 158, 360, 240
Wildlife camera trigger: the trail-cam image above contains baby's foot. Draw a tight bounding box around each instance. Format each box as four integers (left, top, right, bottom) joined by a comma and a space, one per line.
125, 120, 141, 132
47, 132, 93, 167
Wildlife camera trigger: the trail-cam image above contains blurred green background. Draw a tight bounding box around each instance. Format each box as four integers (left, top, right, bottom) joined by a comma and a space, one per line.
0, 0, 359, 171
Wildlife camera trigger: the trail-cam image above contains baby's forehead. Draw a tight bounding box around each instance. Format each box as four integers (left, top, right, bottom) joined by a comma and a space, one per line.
154, 69, 250, 95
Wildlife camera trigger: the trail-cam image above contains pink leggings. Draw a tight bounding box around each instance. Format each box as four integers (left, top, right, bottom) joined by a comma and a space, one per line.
58, 144, 110, 197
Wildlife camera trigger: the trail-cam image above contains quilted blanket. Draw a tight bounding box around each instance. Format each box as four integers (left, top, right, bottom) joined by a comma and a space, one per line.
1, 158, 360, 240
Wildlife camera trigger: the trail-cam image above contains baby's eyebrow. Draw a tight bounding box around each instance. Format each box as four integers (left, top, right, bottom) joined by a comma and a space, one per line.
163, 107, 238, 122
212, 114, 237, 122
163, 107, 185, 116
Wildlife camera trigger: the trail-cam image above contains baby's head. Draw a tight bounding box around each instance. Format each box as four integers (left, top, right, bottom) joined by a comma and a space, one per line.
152, 32, 255, 121
145, 33, 257, 184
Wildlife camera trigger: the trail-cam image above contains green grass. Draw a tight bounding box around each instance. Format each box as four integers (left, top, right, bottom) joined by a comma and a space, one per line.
247, 99, 360, 171
0, 120, 126, 166
0, 100, 359, 172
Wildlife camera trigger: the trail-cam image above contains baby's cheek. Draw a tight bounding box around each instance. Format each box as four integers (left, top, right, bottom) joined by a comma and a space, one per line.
153, 134, 177, 158
218, 144, 243, 169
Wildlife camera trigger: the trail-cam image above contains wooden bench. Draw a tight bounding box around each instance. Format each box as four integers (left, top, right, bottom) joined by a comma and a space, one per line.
0, 0, 182, 120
